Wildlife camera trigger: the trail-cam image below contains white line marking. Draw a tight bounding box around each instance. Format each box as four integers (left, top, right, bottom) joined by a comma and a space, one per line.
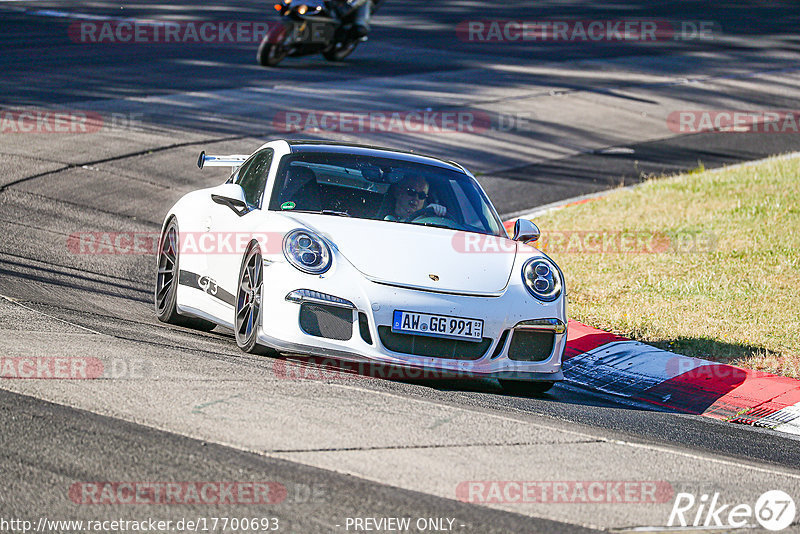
324, 382, 800, 479
766, 403, 800, 435
0, 295, 104, 336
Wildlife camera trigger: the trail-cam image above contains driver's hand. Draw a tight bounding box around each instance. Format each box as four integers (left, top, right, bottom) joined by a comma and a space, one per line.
427, 204, 447, 217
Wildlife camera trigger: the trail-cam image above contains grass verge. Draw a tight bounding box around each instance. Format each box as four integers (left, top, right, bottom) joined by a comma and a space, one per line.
533, 154, 800, 377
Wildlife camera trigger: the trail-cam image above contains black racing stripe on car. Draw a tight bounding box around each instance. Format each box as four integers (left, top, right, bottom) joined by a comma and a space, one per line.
212, 288, 236, 307
178, 270, 235, 307
178, 269, 202, 290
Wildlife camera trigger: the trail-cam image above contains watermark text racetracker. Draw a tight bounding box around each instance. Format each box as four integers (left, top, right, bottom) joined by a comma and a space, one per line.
1, 110, 144, 134
67, 231, 285, 256
69, 482, 288, 505
273, 357, 560, 381
453, 230, 718, 254
666, 356, 800, 383
272, 110, 533, 135
457, 20, 718, 42
69, 20, 285, 44
67, 229, 718, 256
0, 357, 153, 380
457, 480, 674, 504
68, 481, 326, 511
668, 110, 800, 134
0, 357, 102, 379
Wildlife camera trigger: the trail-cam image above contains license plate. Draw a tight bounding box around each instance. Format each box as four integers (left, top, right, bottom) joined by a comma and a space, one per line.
392, 310, 484, 342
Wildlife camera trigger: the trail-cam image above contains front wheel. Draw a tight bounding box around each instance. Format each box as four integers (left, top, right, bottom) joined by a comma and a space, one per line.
235, 242, 274, 354
499, 380, 555, 397
257, 34, 289, 67
322, 39, 359, 62
154, 219, 216, 331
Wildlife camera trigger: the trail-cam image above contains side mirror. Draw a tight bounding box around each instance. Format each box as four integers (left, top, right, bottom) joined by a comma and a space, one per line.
211, 183, 249, 216
512, 218, 540, 243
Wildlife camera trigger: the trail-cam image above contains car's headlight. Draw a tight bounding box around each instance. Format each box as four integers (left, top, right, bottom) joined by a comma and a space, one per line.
521, 257, 562, 302
283, 229, 331, 274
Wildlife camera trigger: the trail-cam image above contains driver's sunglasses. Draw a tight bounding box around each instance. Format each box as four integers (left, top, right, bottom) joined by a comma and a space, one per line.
403, 187, 429, 200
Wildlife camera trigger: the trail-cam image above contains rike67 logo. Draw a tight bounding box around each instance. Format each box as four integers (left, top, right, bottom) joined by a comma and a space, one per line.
669, 490, 796, 531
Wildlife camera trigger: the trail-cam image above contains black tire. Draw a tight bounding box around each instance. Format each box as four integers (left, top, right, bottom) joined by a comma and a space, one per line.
154, 218, 216, 331
322, 39, 359, 62
499, 380, 555, 397
235, 241, 275, 355
257, 34, 289, 67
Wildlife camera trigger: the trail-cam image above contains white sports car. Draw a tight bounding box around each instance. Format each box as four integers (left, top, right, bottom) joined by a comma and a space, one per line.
155, 140, 566, 394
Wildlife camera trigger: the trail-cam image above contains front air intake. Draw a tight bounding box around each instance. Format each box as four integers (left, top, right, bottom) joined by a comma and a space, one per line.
507, 330, 555, 361
377, 327, 491, 360
299, 303, 354, 340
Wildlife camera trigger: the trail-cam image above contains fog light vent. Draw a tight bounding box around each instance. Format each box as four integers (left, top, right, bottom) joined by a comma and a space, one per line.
507, 330, 554, 361
299, 303, 354, 340
358, 312, 373, 345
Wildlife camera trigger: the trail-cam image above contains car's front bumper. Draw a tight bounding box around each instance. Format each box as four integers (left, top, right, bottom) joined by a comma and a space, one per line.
257, 262, 566, 382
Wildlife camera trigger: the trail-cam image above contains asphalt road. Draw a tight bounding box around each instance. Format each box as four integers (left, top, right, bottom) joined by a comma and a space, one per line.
2, 1, 800, 532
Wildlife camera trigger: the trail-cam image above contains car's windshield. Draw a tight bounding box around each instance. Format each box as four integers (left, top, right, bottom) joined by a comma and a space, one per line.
267, 152, 506, 237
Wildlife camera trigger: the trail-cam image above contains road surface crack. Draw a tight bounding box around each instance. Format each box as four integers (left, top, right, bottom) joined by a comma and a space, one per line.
267, 439, 602, 454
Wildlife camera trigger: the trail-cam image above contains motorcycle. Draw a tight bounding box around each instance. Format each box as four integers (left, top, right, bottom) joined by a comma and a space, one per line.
257, 0, 374, 67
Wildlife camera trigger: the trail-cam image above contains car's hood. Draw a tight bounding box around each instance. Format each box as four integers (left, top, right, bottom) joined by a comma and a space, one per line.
283, 213, 517, 295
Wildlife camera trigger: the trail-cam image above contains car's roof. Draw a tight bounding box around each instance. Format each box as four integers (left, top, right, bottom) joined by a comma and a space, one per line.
286, 140, 465, 172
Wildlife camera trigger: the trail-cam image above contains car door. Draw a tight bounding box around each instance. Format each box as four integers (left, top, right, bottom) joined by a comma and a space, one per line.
204, 148, 274, 316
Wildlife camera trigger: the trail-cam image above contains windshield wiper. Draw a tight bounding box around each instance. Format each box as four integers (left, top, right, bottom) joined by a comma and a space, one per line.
413, 221, 454, 230
320, 210, 351, 217
290, 209, 351, 217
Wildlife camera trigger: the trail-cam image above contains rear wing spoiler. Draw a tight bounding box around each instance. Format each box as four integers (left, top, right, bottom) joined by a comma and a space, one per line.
197, 151, 249, 170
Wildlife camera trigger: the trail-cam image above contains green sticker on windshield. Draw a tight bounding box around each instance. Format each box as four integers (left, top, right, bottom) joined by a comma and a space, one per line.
281, 201, 296, 210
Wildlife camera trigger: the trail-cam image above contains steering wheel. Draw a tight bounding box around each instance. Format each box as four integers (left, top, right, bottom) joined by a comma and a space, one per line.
408, 206, 450, 221
408, 215, 464, 230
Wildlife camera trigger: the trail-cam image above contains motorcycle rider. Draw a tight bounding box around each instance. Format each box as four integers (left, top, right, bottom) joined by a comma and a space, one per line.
257, 0, 379, 66
346, 0, 377, 39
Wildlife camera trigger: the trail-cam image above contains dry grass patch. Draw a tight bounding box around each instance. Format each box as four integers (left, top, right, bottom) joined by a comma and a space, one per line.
534, 154, 800, 377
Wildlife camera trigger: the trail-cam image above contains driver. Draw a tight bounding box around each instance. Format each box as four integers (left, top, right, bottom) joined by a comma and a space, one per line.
384, 174, 447, 222
350, 0, 377, 39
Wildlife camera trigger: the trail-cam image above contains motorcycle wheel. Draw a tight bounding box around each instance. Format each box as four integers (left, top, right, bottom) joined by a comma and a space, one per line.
257, 35, 289, 67
322, 39, 359, 62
